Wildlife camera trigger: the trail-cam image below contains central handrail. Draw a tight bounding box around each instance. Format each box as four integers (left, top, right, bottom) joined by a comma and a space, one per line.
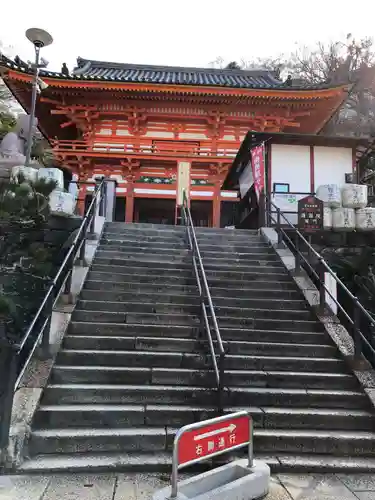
265, 194, 375, 365
181, 190, 225, 413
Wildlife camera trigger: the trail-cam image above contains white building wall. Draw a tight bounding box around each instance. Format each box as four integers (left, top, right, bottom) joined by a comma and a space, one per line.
314, 146, 353, 188
270, 144, 310, 224
271, 144, 310, 193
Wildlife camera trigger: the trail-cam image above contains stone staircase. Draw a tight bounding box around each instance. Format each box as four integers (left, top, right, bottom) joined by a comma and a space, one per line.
19, 222, 375, 473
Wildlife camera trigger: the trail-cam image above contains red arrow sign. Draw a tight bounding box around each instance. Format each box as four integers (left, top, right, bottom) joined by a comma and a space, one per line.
177, 414, 251, 466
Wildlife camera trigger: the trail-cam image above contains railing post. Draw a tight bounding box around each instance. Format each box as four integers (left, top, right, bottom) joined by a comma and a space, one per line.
104, 178, 116, 222
258, 191, 265, 228
89, 183, 99, 235
78, 235, 86, 265
0, 334, 18, 463
276, 208, 283, 248
40, 290, 54, 358
353, 299, 362, 360
99, 182, 105, 217
218, 352, 225, 415
63, 250, 75, 302
295, 235, 301, 274
318, 258, 326, 312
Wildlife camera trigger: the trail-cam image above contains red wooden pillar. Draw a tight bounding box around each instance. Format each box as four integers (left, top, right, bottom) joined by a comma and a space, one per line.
212, 181, 221, 228
125, 182, 134, 223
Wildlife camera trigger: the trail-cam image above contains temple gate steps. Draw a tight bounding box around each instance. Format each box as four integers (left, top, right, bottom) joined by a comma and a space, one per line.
18, 223, 375, 473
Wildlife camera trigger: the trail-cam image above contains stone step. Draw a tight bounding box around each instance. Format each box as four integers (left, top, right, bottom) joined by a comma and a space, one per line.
85, 271, 197, 286
83, 278, 298, 295
55, 350, 343, 372
89, 265, 293, 287
18, 451, 375, 474
103, 224, 255, 238
217, 316, 323, 332
28, 426, 375, 457
28, 427, 168, 455
72, 309, 200, 326
91, 263, 194, 278
33, 404, 217, 429
68, 322, 327, 344
100, 238, 277, 258
101, 239, 186, 250
42, 384, 367, 409
62, 336, 200, 353
83, 279, 198, 295
93, 258, 193, 272
80, 289, 199, 305
42, 384, 215, 406
51, 365, 356, 390
71, 309, 322, 332
75, 300, 310, 319
96, 248, 189, 259
76, 300, 200, 316
63, 335, 336, 358
253, 429, 375, 456
97, 248, 283, 268
102, 232, 186, 243
104, 224, 185, 234
94, 254, 285, 274
79, 289, 305, 308
33, 404, 372, 431
71, 309, 319, 330
200, 256, 283, 267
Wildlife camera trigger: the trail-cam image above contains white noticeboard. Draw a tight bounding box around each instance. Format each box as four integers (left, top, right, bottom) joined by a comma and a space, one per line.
271, 193, 305, 225
239, 162, 253, 198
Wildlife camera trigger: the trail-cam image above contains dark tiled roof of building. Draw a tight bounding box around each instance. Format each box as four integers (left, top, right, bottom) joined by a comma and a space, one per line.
0, 53, 350, 91
71, 57, 283, 89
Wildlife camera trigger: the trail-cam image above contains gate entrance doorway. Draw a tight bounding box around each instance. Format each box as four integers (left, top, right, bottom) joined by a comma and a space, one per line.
135, 198, 176, 225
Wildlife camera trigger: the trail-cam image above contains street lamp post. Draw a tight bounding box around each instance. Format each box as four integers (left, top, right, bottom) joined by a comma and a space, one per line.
24, 28, 53, 168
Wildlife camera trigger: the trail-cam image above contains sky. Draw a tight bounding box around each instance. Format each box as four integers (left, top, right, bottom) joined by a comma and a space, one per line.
1, 0, 375, 73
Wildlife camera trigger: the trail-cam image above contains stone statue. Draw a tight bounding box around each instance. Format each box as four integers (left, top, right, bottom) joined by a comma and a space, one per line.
0, 114, 38, 177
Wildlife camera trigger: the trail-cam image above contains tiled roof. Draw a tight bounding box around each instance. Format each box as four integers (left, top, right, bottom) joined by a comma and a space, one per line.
0, 53, 350, 91
71, 58, 284, 89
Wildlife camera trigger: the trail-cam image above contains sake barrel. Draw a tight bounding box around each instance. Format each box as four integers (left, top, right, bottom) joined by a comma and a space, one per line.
11, 165, 38, 183
38, 167, 64, 190
316, 184, 341, 208
49, 190, 75, 216
341, 184, 367, 209
355, 208, 375, 231
332, 207, 356, 232
323, 207, 333, 229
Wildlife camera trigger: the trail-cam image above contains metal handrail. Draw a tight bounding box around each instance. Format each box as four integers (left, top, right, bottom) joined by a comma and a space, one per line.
181, 190, 225, 413
266, 195, 375, 363
0, 178, 109, 455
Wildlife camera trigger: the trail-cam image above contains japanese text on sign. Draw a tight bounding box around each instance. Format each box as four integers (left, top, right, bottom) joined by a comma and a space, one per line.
298, 195, 323, 232
177, 414, 251, 466
250, 143, 265, 201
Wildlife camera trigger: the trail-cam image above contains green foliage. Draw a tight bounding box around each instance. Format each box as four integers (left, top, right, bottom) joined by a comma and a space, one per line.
0, 111, 16, 141
323, 247, 375, 313
0, 174, 57, 341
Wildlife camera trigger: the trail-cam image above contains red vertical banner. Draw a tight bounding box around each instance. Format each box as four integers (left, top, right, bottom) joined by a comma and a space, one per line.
251, 143, 265, 200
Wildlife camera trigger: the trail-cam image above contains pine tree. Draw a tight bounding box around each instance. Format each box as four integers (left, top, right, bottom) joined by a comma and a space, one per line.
0, 174, 57, 342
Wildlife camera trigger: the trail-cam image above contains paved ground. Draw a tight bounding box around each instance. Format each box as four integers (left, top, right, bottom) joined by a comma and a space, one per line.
1, 472, 375, 499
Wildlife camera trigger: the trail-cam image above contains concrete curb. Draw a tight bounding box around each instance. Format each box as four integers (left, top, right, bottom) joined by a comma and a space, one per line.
260, 227, 375, 411
152, 459, 270, 500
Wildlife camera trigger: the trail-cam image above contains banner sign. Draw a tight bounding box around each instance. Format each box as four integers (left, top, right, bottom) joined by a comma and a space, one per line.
250, 143, 265, 200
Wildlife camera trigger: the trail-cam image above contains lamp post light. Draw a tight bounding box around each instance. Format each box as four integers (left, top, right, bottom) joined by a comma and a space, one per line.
24, 28, 53, 168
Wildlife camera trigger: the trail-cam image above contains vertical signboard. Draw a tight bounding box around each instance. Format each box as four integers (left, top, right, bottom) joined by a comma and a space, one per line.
298, 195, 324, 232
250, 143, 265, 200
